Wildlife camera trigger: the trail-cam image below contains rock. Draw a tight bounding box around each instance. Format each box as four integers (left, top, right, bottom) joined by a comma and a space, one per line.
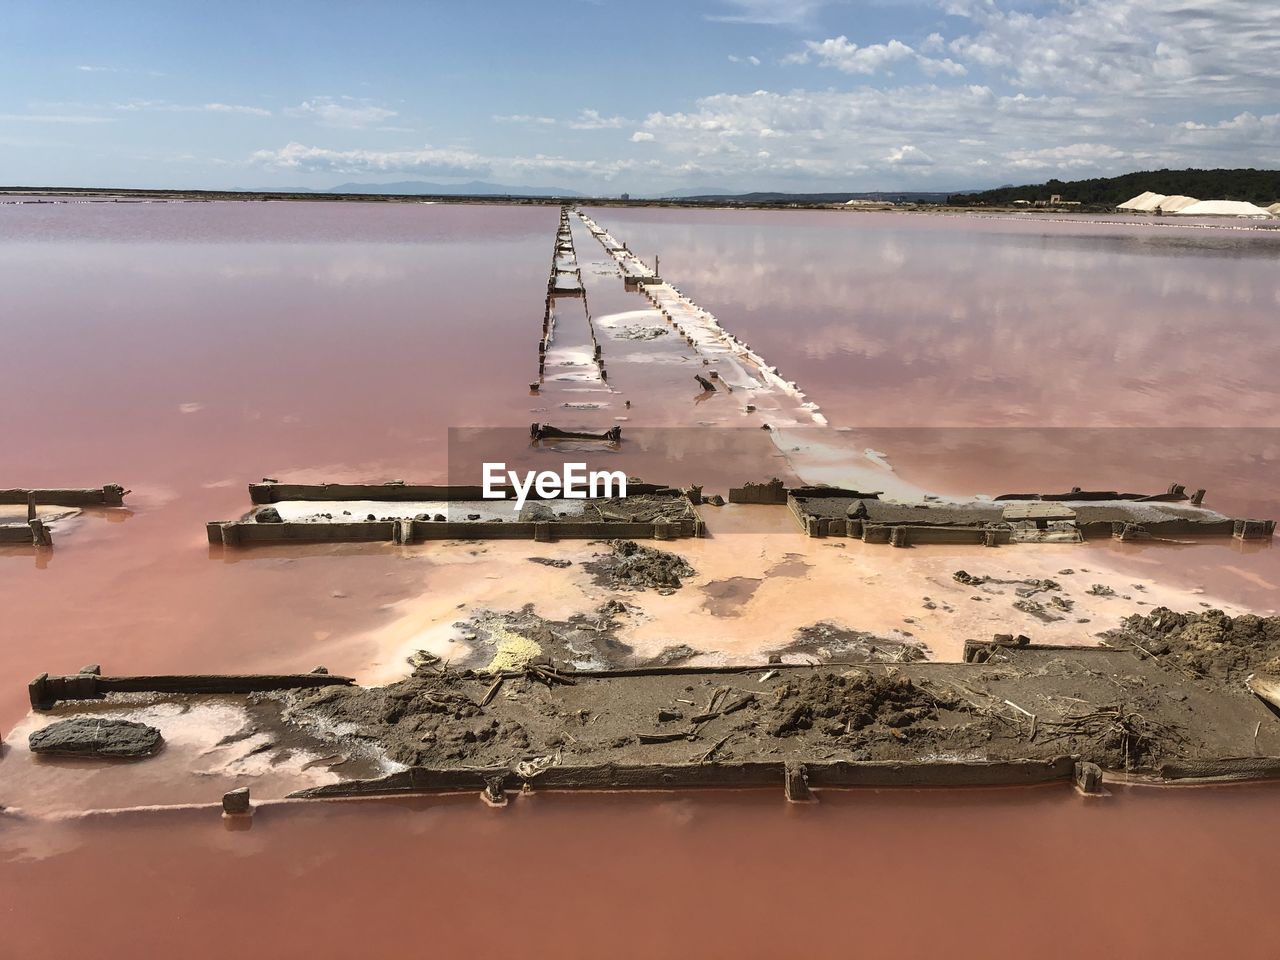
222, 787, 251, 815
519, 502, 556, 522
29, 718, 162, 759
254, 507, 283, 523
707, 494, 726, 506
528, 557, 572, 569
652, 643, 699, 666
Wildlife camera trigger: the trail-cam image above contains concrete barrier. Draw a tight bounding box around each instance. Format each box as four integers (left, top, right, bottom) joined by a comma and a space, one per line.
29, 669, 353, 710
290, 755, 1077, 800
207, 516, 702, 546
0, 484, 127, 507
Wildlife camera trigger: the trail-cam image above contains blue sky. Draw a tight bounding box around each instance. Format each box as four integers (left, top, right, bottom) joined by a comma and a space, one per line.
2, 0, 1277, 192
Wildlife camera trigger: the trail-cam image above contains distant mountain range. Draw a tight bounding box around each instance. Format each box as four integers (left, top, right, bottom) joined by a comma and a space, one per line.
312, 182, 959, 204
665, 190, 957, 204
325, 180, 583, 197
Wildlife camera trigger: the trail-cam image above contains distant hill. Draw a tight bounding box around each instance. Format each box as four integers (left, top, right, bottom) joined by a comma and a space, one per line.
950, 168, 1280, 206
670, 190, 956, 204
651, 187, 735, 199
327, 180, 583, 197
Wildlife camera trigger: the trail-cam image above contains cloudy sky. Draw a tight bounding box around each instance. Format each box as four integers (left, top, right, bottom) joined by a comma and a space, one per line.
2, 0, 1277, 193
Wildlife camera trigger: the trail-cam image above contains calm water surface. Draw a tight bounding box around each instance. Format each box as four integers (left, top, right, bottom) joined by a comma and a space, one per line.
2, 201, 1277, 956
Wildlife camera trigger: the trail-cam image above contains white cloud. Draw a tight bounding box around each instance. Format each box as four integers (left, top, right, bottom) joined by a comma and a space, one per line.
567, 109, 625, 130
249, 141, 661, 186
493, 114, 556, 125
706, 0, 833, 27
233, 1, 1280, 192
884, 144, 934, 166
805, 37, 915, 75
945, 0, 1280, 102
797, 35, 968, 77
0, 112, 116, 124
1004, 142, 1127, 170
286, 97, 397, 128
77, 64, 164, 77
203, 103, 272, 117
633, 86, 1179, 185
251, 142, 490, 178
113, 99, 271, 117
492, 109, 625, 130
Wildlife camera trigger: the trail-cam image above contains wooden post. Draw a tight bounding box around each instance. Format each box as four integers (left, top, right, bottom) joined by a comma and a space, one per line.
29, 518, 53, 547
1074, 761, 1104, 795
482, 775, 507, 807
784, 762, 813, 803
29, 673, 52, 710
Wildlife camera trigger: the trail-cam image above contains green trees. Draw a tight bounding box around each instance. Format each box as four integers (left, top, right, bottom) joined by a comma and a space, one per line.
950, 169, 1280, 206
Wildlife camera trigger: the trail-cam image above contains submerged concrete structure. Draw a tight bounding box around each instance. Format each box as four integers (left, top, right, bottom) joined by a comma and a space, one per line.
788, 484, 1273, 546
0, 484, 129, 547
207, 479, 703, 546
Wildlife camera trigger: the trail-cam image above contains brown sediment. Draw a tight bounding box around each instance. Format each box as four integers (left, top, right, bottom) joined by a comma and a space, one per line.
12, 612, 1280, 812
250, 615, 1280, 793
1112, 606, 1280, 684
583, 539, 697, 592
770, 622, 928, 664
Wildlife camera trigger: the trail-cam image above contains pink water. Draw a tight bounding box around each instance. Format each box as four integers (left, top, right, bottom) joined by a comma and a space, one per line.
2, 200, 1278, 956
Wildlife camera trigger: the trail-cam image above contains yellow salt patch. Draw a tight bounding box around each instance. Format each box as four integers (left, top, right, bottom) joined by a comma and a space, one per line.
483, 627, 543, 673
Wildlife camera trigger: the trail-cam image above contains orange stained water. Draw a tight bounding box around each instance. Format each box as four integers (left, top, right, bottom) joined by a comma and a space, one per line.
3, 201, 1279, 956
3, 783, 1279, 959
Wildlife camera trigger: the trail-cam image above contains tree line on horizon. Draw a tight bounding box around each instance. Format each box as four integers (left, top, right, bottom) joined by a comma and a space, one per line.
949, 168, 1280, 206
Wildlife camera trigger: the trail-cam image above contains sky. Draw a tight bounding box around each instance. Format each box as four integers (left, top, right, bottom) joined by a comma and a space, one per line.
1, 0, 1277, 194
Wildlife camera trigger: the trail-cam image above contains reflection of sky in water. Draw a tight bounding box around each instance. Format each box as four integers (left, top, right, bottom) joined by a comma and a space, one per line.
0, 200, 1276, 737
594, 208, 1280, 428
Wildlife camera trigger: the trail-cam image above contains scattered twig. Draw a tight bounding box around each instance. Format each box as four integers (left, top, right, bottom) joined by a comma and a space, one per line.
698, 735, 730, 764
479, 677, 504, 707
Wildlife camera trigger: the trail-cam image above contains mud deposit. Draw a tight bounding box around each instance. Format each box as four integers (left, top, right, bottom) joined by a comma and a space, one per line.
772, 622, 929, 664
258, 611, 1280, 785
583, 539, 696, 592
1114, 608, 1280, 684
439, 604, 636, 672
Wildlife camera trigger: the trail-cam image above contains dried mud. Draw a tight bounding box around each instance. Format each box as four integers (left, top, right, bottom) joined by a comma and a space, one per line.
1112, 607, 1280, 684
583, 539, 697, 592
263, 612, 1280, 782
